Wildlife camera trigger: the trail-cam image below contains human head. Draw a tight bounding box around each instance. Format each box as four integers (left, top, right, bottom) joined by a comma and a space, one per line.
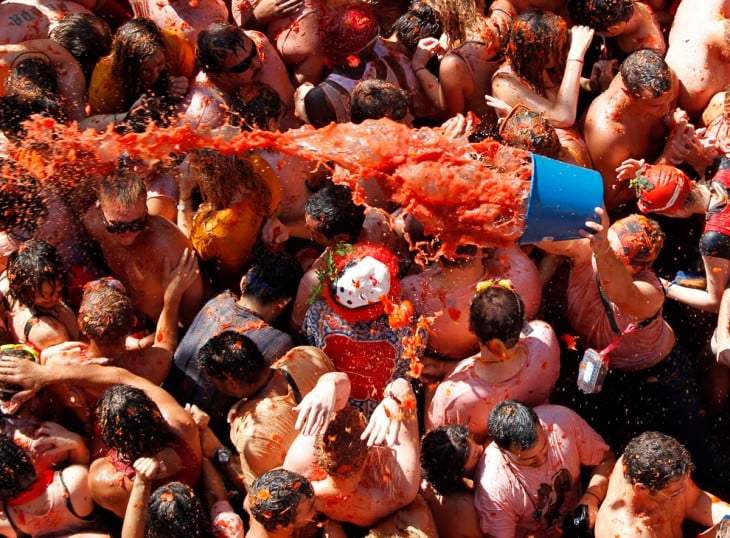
304, 185, 365, 245
316, 406, 369, 478
240, 251, 304, 305
0, 160, 47, 235
0, 433, 37, 500
421, 424, 478, 494
230, 81, 286, 131
49, 13, 112, 82
147, 482, 213, 538
622, 431, 693, 494
620, 49, 672, 101
567, 0, 634, 34
319, 2, 379, 66
469, 282, 525, 351
350, 79, 412, 125
109, 18, 168, 109
506, 10, 569, 90
7, 56, 59, 100
96, 384, 169, 462
489, 400, 547, 467
249, 469, 315, 531
78, 278, 134, 345
390, 1, 443, 52
0, 94, 65, 141
498, 104, 561, 158
97, 166, 148, 246
6, 239, 66, 309
197, 22, 261, 88
196, 331, 268, 398
608, 214, 664, 270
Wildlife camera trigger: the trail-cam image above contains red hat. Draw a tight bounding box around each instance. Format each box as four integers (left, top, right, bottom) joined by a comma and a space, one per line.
633, 164, 691, 215
610, 214, 664, 268
319, 2, 379, 64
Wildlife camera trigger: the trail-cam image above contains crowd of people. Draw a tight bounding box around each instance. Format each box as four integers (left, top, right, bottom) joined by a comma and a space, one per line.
0, 0, 730, 536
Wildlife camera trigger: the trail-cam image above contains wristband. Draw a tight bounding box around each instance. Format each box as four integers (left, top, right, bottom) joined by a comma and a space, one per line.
584, 490, 602, 503
568, 58, 584, 65
593, 246, 612, 259
177, 202, 188, 211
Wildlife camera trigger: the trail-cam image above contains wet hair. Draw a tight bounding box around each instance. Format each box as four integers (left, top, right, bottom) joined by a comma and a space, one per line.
115, 96, 172, 134
390, 1, 443, 51
567, 0, 634, 33
187, 149, 272, 211
0, 160, 47, 233
622, 431, 694, 493
96, 384, 170, 462
305, 185, 365, 242
230, 82, 285, 131
49, 13, 112, 81
7, 239, 66, 308
7, 56, 59, 98
78, 280, 134, 344
0, 94, 65, 140
420, 424, 470, 494
498, 105, 561, 158
316, 406, 369, 478
197, 22, 251, 75
488, 400, 539, 451
98, 165, 147, 209
469, 285, 525, 349
319, 3, 380, 64
147, 482, 214, 538
249, 469, 315, 531
620, 49, 672, 100
0, 433, 37, 499
240, 251, 304, 303
350, 79, 411, 124
108, 18, 167, 109
195, 331, 267, 388
506, 9, 569, 92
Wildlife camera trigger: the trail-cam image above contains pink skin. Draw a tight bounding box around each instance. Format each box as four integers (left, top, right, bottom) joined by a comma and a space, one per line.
101, 200, 148, 247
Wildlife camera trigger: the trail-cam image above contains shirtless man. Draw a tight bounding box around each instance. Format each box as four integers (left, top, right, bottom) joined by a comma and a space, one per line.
83, 166, 206, 328
283, 378, 427, 533
583, 49, 701, 210
595, 431, 730, 538
246, 469, 317, 538
180, 22, 296, 131
128, 0, 228, 46
0, 3, 49, 44
665, 0, 730, 120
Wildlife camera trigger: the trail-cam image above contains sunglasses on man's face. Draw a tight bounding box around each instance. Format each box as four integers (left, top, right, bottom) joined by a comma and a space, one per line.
226, 44, 258, 74
102, 213, 148, 234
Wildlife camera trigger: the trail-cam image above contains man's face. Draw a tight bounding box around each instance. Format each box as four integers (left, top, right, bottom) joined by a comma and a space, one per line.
216, 38, 262, 86
506, 425, 549, 468
464, 437, 484, 476
304, 214, 333, 247
101, 199, 148, 247
649, 475, 688, 503
293, 495, 316, 528
637, 88, 673, 118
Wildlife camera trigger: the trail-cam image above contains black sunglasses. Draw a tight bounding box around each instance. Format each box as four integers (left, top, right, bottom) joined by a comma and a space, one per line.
102, 213, 148, 234
226, 44, 258, 74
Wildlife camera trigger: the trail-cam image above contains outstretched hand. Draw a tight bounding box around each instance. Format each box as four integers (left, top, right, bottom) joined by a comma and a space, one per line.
0, 355, 46, 414
294, 381, 337, 436
361, 397, 400, 448
162, 248, 199, 303
578, 206, 611, 254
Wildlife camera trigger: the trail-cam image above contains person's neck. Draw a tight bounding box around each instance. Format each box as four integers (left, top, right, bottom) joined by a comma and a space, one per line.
237, 296, 275, 323
88, 340, 122, 358
248, 520, 295, 538
474, 342, 527, 383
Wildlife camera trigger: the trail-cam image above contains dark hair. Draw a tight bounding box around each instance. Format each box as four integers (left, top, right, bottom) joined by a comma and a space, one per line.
7, 239, 66, 308
488, 400, 539, 451
620, 48, 672, 100
390, 1, 443, 51
109, 18, 167, 109
78, 281, 134, 344
98, 165, 147, 209
0, 160, 47, 232
0, 94, 65, 140
305, 185, 365, 242
49, 13, 112, 81
241, 251, 304, 303
623, 431, 694, 493
147, 482, 214, 538
420, 425, 470, 494
567, 0, 634, 33
316, 407, 369, 478
197, 22, 251, 74
350, 79, 411, 124
196, 331, 267, 387
7, 56, 58, 98
96, 384, 170, 462
506, 10, 569, 92
249, 469, 315, 531
230, 82, 285, 131
469, 285, 525, 349
0, 433, 37, 499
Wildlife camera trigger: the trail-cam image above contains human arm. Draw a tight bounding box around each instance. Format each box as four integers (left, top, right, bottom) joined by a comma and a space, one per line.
411, 38, 447, 113
201, 459, 245, 538
580, 207, 665, 320
684, 478, 730, 527
30, 421, 90, 466
664, 256, 730, 312
361, 377, 418, 448
716, 287, 730, 368
294, 372, 351, 436
250, 0, 303, 24
121, 457, 160, 538
579, 449, 615, 527
490, 26, 594, 128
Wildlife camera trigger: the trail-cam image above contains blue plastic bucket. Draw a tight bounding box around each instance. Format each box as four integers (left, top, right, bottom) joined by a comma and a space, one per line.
519, 153, 604, 244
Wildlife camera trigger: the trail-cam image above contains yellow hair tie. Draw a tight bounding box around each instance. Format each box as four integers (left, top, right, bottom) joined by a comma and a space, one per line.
475, 278, 515, 293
